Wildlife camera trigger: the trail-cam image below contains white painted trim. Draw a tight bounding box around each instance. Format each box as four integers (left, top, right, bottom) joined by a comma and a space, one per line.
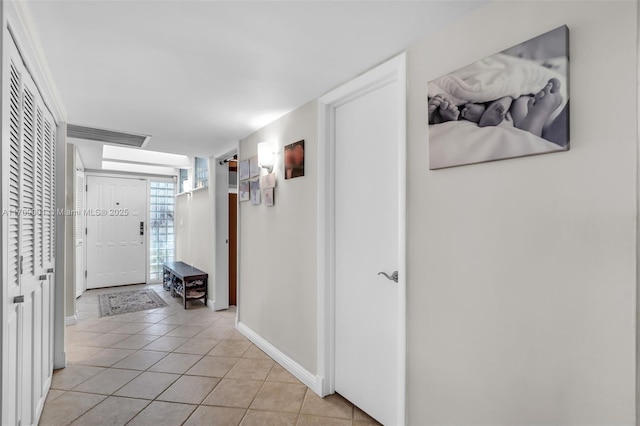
396, 55, 408, 425
64, 315, 77, 326
53, 125, 67, 370
213, 147, 239, 319
206, 298, 217, 311
237, 321, 323, 396
209, 298, 229, 311
317, 53, 407, 425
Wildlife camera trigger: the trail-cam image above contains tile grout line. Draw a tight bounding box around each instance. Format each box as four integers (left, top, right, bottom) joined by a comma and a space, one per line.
57, 286, 352, 426
234, 359, 276, 425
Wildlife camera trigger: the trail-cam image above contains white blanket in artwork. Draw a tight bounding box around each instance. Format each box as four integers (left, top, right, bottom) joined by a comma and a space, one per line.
429, 120, 564, 170
428, 53, 567, 124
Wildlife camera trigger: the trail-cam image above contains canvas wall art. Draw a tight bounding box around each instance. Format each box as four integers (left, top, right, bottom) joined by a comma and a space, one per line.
260, 172, 276, 189
239, 181, 250, 202
249, 156, 260, 178
264, 188, 274, 206
250, 179, 261, 205
239, 160, 250, 181
428, 25, 569, 169
284, 140, 304, 179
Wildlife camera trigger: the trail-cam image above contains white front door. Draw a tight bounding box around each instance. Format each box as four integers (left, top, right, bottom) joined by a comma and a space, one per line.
86, 176, 147, 288
322, 55, 406, 425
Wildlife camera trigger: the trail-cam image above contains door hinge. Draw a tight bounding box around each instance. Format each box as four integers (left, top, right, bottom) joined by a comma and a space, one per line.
86, 184, 88, 192
85, 270, 87, 278
85, 227, 88, 235
19, 255, 23, 274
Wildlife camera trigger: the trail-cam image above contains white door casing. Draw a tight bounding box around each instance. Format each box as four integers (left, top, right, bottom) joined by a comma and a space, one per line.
85, 176, 147, 289
317, 54, 406, 426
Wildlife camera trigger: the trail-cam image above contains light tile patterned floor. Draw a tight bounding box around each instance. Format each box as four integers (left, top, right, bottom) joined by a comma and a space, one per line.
39, 283, 380, 426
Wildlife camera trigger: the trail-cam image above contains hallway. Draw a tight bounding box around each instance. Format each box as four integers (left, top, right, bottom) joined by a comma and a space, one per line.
40, 284, 378, 425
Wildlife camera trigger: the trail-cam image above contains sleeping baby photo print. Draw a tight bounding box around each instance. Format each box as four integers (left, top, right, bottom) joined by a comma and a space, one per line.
427, 25, 569, 170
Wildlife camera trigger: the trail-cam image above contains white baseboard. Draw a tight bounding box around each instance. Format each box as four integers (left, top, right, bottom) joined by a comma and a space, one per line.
237, 321, 323, 396
65, 314, 77, 326
206, 299, 217, 311
206, 298, 231, 312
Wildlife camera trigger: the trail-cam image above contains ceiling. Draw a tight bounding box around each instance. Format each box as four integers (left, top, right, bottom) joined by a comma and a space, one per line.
25, 0, 485, 168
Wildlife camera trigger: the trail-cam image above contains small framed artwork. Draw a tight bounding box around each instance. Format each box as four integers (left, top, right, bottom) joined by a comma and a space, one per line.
250, 179, 261, 205
263, 188, 274, 206
284, 140, 304, 179
249, 155, 260, 179
239, 181, 250, 201
427, 25, 569, 169
260, 172, 276, 189
239, 160, 250, 181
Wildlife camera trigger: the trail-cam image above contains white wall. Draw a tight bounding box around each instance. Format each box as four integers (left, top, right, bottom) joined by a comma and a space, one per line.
238, 100, 318, 374
406, 1, 637, 424
175, 186, 215, 300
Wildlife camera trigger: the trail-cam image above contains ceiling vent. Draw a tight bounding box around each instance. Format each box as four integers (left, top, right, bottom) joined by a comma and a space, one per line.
67, 124, 150, 148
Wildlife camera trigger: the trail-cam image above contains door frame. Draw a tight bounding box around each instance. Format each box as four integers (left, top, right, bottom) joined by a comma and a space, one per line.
213, 148, 238, 312
316, 53, 407, 424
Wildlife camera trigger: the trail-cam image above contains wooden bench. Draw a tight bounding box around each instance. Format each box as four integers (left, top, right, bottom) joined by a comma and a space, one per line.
162, 261, 208, 309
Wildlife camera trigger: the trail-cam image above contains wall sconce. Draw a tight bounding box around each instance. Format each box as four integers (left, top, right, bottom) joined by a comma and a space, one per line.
258, 142, 275, 173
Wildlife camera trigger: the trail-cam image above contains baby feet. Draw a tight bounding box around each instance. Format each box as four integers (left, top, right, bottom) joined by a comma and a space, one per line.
478, 96, 513, 127
516, 78, 563, 137
461, 103, 486, 123
428, 94, 460, 124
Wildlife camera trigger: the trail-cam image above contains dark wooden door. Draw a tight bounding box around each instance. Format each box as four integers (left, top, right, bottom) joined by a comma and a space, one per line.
228, 192, 237, 305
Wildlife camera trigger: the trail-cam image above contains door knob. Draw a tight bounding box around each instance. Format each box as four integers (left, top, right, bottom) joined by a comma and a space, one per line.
378, 271, 398, 283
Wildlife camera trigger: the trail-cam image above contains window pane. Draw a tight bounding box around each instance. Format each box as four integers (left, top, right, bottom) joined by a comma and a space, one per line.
149, 180, 176, 282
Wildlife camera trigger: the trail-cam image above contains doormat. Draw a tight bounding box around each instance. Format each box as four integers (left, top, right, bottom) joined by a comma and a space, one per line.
98, 289, 168, 317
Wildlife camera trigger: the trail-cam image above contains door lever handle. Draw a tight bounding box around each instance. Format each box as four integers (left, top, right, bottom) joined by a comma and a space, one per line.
378, 271, 398, 283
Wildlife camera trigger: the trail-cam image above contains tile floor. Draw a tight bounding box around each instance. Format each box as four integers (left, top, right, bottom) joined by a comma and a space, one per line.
40, 283, 380, 426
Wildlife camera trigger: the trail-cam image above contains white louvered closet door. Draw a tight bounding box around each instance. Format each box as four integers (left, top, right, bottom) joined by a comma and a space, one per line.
3, 31, 57, 426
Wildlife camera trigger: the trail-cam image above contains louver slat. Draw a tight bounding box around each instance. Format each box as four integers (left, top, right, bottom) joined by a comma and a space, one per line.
22, 87, 36, 275
8, 61, 21, 289
44, 118, 55, 263
36, 107, 44, 268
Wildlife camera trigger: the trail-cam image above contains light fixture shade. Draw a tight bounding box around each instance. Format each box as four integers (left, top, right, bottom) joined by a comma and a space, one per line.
258, 142, 275, 171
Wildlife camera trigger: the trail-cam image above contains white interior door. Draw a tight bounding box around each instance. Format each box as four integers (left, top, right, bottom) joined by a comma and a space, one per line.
86, 176, 147, 288
327, 55, 406, 426
75, 170, 85, 297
